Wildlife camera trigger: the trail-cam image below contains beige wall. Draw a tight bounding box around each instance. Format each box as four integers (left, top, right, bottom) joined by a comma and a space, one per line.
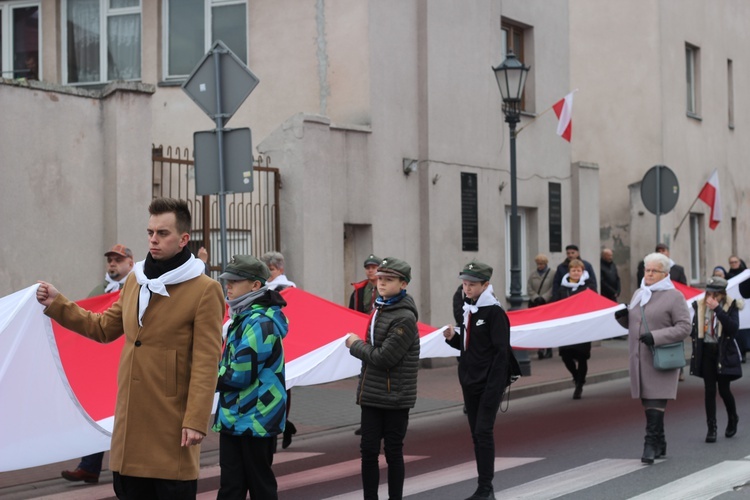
571, 0, 750, 294
0, 81, 153, 299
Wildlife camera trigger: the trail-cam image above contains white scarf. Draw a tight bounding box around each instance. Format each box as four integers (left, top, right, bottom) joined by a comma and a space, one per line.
461, 284, 501, 351
104, 273, 129, 293
267, 274, 296, 290
629, 275, 675, 309
133, 256, 205, 326
560, 270, 590, 291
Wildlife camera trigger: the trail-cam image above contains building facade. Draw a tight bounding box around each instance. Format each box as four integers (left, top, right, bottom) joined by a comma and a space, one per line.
1, 0, 747, 329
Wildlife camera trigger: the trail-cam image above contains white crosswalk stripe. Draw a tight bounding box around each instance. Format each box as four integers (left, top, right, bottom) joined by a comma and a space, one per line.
628, 460, 750, 500
495, 458, 644, 499
279, 454, 427, 493
325, 457, 543, 499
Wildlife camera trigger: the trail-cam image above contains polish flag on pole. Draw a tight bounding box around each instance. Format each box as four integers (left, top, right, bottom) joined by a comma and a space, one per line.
552, 92, 574, 142
698, 169, 722, 230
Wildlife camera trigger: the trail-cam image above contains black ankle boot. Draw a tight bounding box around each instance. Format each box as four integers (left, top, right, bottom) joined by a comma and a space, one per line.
282, 420, 297, 449
642, 409, 660, 464
726, 414, 739, 438
573, 383, 583, 400
706, 418, 717, 443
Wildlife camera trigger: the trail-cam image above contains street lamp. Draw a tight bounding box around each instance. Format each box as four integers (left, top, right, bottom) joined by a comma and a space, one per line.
493, 51, 530, 375
492, 51, 530, 312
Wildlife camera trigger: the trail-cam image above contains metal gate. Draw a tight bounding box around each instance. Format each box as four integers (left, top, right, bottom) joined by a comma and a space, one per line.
152, 145, 280, 277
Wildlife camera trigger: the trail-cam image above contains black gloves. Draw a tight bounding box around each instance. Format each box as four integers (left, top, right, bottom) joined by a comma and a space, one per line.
639, 333, 655, 346
614, 308, 629, 320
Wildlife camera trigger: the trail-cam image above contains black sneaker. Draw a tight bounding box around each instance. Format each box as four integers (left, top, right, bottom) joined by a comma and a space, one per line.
465, 485, 494, 499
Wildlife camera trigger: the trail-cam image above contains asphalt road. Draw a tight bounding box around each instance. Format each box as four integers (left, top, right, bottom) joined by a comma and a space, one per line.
8, 365, 750, 499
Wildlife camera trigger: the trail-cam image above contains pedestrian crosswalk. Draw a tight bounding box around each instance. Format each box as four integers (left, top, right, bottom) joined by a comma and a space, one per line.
324, 457, 542, 499
32, 454, 750, 499
494, 458, 644, 499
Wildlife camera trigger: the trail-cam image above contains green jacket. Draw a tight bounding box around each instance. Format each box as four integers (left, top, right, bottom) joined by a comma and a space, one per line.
349, 293, 419, 410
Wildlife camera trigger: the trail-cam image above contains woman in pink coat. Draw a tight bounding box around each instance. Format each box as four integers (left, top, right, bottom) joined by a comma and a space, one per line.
617, 252, 691, 464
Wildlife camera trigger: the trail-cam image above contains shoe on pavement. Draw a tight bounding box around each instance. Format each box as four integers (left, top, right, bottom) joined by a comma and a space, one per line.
282, 420, 297, 449
464, 485, 494, 499
354, 427, 362, 435
573, 384, 583, 400
61, 468, 99, 483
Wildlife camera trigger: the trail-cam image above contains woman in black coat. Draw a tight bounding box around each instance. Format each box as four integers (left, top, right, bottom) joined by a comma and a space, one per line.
552, 259, 597, 400
690, 276, 744, 443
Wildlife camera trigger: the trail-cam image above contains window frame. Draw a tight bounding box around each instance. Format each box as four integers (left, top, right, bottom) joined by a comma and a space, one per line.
0, 0, 42, 80
685, 43, 701, 118
727, 58, 734, 129
501, 19, 527, 111
61, 0, 142, 85
689, 213, 704, 284
162, 0, 248, 82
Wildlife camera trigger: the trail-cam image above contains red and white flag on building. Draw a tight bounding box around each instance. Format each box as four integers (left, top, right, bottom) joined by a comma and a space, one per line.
552, 91, 574, 142
698, 169, 722, 230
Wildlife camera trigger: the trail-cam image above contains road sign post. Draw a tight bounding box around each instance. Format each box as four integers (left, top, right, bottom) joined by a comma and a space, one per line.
182, 40, 259, 273
640, 165, 679, 245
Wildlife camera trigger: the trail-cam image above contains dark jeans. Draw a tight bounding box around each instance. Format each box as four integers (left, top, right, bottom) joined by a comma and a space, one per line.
360, 405, 410, 500
701, 342, 737, 420
462, 384, 502, 490
217, 433, 277, 500
79, 452, 104, 474
112, 472, 197, 500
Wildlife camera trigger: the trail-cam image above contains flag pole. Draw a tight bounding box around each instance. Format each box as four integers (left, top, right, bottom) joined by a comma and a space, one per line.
673, 194, 701, 240
515, 106, 553, 135
516, 89, 578, 136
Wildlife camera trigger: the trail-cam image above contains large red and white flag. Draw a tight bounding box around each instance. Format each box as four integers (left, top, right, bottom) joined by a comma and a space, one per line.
697, 169, 722, 230
552, 92, 574, 142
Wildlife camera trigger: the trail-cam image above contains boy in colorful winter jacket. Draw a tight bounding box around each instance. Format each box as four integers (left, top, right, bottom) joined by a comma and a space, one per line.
213, 255, 289, 500
346, 257, 419, 500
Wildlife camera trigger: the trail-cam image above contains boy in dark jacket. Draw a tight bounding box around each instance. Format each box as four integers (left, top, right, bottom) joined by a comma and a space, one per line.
346, 257, 419, 500
444, 260, 511, 500
213, 255, 289, 500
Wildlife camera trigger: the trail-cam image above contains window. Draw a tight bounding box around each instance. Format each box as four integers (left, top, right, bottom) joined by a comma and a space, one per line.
728, 59, 734, 128
501, 19, 529, 111
164, 0, 247, 80
0, 1, 41, 80
689, 213, 704, 283
461, 172, 478, 251
505, 207, 527, 296
548, 182, 562, 253
685, 43, 700, 116
63, 0, 141, 84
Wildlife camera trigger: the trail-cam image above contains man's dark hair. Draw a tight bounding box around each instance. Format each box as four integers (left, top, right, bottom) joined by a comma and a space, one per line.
655, 243, 669, 252
149, 198, 192, 234
565, 244, 579, 251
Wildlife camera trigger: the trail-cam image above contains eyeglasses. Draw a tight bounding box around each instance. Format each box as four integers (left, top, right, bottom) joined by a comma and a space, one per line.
644, 268, 666, 274
729, 260, 740, 265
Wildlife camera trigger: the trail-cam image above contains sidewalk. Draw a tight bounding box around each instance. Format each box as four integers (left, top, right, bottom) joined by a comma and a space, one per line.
0, 339, 631, 499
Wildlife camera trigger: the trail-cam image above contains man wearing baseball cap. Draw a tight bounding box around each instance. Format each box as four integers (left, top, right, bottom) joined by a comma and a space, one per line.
61, 243, 135, 484
88, 244, 135, 296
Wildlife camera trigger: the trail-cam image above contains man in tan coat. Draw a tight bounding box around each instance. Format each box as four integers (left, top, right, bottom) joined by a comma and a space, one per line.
37, 198, 224, 500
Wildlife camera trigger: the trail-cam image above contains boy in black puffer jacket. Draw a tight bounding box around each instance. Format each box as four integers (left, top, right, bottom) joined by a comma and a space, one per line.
346, 257, 419, 500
